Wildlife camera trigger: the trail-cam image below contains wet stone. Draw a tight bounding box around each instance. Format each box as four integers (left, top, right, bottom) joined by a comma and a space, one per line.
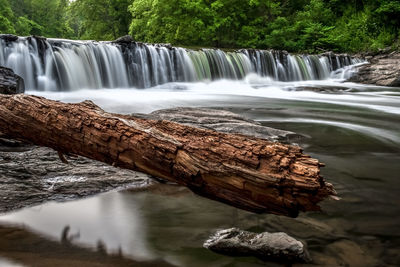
137, 107, 299, 143
0, 143, 154, 214
0, 67, 25, 95
112, 35, 134, 44
347, 52, 400, 87
203, 227, 311, 263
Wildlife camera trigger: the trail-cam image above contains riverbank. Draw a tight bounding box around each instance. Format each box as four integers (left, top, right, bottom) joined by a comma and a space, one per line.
347, 51, 400, 87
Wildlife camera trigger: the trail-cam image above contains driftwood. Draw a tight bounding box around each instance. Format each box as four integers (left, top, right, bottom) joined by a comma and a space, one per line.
0, 94, 336, 217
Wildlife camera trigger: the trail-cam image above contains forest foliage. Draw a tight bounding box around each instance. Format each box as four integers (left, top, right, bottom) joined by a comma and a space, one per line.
0, 0, 399, 52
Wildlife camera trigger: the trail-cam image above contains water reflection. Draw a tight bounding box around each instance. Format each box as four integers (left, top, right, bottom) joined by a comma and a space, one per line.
0, 192, 155, 262
0, 257, 25, 267
1, 173, 398, 266
0, 223, 173, 267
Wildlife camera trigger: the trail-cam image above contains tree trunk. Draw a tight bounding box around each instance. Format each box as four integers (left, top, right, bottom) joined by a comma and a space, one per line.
0, 94, 336, 217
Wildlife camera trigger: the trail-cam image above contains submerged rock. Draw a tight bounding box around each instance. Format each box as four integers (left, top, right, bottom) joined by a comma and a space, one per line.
204, 228, 311, 263
284, 85, 349, 92
347, 52, 400, 87
138, 107, 299, 143
0, 67, 25, 94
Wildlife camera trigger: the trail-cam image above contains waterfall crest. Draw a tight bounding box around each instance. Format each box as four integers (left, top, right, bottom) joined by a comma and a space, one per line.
0, 36, 362, 91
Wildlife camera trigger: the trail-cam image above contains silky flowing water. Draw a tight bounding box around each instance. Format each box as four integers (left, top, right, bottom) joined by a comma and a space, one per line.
0, 78, 399, 266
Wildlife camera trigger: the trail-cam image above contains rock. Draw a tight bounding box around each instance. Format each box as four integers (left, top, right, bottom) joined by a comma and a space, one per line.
203, 228, 311, 263
0, 142, 153, 213
347, 52, 400, 87
284, 85, 349, 93
113, 35, 134, 44
0, 34, 19, 42
0, 67, 25, 94
137, 107, 300, 143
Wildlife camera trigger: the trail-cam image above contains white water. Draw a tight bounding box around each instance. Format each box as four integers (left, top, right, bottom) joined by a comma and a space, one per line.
30, 78, 400, 115
29, 77, 400, 149
0, 36, 362, 91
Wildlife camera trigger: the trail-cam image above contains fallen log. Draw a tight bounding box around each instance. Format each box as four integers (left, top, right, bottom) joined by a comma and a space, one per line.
0, 94, 336, 217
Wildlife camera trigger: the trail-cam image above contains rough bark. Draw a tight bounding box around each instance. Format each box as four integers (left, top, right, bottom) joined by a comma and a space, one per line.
0, 94, 336, 217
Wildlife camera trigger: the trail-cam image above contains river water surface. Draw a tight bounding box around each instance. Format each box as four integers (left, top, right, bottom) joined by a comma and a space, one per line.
0, 78, 399, 266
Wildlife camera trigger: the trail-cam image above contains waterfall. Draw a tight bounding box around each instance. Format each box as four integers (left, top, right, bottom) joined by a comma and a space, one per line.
0, 35, 361, 91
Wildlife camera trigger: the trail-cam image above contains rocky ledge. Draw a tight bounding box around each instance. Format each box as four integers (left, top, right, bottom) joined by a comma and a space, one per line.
0, 137, 153, 214
0, 67, 25, 94
204, 228, 311, 263
138, 107, 299, 143
347, 52, 400, 87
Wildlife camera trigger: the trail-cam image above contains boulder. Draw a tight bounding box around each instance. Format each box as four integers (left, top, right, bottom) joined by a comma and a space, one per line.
113, 35, 134, 44
347, 52, 400, 87
0, 34, 19, 42
0, 67, 25, 94
203, 228, 311, 263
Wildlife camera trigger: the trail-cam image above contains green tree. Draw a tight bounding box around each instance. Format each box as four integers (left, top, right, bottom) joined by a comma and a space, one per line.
6, 0, 72, 37
14, 16, 43, 36
1, 0, 399, 52
130, 0, 211, 45
71, 0, 132, 40
0, 0, 16, 34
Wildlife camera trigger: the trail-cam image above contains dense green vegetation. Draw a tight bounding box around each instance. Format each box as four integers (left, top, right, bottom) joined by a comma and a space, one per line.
1, 0, 399, 52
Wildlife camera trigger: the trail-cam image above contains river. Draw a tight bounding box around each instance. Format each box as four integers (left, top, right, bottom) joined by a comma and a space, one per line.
0, 77, 399, 266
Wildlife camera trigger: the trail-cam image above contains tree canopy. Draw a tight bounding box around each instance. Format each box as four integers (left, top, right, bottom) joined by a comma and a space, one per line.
0, 0, 399, 52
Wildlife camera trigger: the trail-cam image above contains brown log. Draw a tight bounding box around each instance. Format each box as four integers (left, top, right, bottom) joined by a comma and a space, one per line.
0, 94, 336, 217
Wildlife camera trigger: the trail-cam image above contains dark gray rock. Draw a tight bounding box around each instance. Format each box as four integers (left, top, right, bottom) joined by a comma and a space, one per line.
0, 67, 25, 94
204, 228, 311, 263
284, 85, 349, 93
137, 107, 299, 143
0, 34, 19, 42
113, 35, 134, 44
347, 52, 400, 87
0, 140, 153, 214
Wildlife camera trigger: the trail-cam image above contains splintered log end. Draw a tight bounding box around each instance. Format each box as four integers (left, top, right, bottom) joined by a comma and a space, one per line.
0, 94, 337, 217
